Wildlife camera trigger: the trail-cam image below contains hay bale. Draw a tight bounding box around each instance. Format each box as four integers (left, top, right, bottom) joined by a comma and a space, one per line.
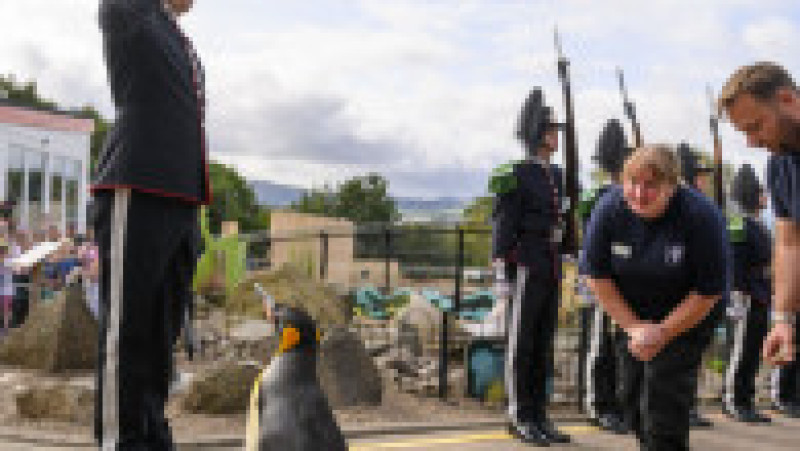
182, 362, 261, 414
229, 266, 350, 327
15, 383, 94, 424
318, 326, 382, 408
0, 280, 97, 372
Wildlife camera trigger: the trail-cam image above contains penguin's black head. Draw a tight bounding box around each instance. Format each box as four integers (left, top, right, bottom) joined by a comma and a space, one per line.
271, 304, 321, 354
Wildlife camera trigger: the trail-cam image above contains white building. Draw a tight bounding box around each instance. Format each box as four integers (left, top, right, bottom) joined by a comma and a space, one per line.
0, 100, 93, 234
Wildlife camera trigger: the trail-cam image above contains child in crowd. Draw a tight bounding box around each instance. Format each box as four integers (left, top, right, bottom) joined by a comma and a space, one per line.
78, 232, 100, 319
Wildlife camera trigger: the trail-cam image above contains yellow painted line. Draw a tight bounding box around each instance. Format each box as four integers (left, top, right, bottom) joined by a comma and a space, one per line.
349, 425, 599, 450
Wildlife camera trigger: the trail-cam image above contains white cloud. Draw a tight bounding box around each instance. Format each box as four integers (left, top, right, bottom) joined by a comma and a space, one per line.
0, 0, 794, 198
743, 17, 798, 62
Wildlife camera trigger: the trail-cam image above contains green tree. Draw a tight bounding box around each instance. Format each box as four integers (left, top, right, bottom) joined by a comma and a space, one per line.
333, 174, 400, 224
461, 196, 493, 267
291, 185, 336, 217
292, 173, 400, 224
208, 162, 270, 234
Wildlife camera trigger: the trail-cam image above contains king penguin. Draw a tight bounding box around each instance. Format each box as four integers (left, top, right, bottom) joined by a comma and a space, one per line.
245, 295, 346, 451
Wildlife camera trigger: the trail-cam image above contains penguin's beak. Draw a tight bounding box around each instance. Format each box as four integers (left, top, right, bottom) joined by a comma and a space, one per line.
278, 326, 301, 353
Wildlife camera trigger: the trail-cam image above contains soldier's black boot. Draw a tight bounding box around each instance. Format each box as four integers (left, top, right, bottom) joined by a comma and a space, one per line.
507, 421, 550, 446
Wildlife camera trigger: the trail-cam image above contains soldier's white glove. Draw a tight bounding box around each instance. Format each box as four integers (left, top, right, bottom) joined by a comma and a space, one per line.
492, 259, 512, 300
726, 292, 748, 321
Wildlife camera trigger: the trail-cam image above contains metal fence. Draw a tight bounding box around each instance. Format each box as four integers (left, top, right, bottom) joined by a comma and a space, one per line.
203, 222, 740, 412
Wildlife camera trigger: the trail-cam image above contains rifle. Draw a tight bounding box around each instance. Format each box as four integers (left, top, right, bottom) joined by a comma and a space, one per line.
554, 28, 580, 256
617, 67, 643, 148
707, 84, 725, 210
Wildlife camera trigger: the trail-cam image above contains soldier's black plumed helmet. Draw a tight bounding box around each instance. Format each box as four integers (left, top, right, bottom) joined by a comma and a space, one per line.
731, 164, 763, 214
516, 88, 560, 152
594, 119, 631, 176
677, 142, 712, 186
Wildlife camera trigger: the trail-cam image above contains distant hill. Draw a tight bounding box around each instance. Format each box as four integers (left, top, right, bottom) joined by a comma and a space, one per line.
249, 179, 469, 211
394, 197, 467, 211
249, 180, 305, 207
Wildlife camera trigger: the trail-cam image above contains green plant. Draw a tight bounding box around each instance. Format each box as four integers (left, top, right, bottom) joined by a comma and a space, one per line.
706, 358, 727, 375
194, 207, 247, 299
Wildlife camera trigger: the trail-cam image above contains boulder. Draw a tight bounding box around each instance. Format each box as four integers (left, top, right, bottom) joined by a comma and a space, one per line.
181, 362, 261, 414
318, 326, 382, 408
0, 279, 97, 372
15, 382, 94, 424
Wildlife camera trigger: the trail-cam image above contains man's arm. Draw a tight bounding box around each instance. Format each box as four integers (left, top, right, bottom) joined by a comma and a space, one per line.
99, 0, 150, 40
773, 219, 800, 313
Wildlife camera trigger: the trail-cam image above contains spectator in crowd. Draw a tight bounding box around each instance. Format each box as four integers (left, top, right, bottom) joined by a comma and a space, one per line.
78, 231, 100, 319
1, 236, 12, 337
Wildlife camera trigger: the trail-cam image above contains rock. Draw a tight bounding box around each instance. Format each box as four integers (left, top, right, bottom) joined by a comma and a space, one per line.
318, 326, 382, 408
15, 382, 94, 424
363, 340, 391, 357
229, 319, 274, 341
391, 293, 466, 358
395, 320, 422, 356
181, 362, 262, 414
229, 267, 351, 327
0, 279, 97, 372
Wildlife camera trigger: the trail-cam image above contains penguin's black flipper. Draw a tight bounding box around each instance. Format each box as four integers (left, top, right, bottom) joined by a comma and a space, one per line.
299, 390, 346, 451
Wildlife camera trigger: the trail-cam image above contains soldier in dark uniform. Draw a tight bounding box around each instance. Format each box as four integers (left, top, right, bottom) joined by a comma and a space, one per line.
722, 164, 773, 423
581, 145, 730, 451
577, 119, 630, 434
490, 88, 571, 446
676, 143, 722, 429
94, 0, 210, 449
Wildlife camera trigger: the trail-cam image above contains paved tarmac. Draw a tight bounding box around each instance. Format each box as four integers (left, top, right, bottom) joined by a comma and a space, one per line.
347, 412, 799, 451
0, 411, 797, 449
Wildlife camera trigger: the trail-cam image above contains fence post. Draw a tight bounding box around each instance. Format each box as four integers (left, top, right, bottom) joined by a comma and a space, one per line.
384, 226, 392, 295
319, 230, 329, 280
440, 227, 465, 399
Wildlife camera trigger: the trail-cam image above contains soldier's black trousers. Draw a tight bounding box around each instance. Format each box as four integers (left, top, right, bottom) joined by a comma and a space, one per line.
617, 326, 708, 451
725, 294, 770, 410
505, 266, 559, 423
93, 190, 198, 450
579, 302, 619, 419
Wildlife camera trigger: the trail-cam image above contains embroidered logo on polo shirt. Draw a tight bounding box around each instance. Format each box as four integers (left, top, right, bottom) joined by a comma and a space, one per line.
611, 243, 632, 258
665, 244, 685, 265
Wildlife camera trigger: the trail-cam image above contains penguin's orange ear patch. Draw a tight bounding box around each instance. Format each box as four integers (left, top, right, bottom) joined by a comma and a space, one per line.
316, 328, 321, 343
278, 327, 301, 353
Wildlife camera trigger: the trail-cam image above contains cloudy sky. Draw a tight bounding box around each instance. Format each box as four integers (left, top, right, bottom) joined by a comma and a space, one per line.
2, 0, 797, 198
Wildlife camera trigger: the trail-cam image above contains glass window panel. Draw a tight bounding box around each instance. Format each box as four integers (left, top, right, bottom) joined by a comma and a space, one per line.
7, 147, 24, 205
51, 157, 66, 202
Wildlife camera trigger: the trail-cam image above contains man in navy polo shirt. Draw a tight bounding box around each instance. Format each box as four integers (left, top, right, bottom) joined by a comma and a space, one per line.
95, 0, 210, 449
720, 62, 800, 370
581, 145, 729, 450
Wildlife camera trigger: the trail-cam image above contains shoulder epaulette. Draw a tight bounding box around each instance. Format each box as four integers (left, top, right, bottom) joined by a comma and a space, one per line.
727, 214, 746, 243
488, 160, 522, 195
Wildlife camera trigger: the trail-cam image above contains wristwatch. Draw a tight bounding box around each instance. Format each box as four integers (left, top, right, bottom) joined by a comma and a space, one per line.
772, 311, 797, 325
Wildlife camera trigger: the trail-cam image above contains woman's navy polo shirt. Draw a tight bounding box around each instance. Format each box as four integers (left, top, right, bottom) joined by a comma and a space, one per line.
579, 186, 730, 321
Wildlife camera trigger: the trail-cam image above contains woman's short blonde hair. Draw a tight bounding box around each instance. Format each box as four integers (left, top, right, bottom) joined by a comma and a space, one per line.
622, 145, 681, 187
